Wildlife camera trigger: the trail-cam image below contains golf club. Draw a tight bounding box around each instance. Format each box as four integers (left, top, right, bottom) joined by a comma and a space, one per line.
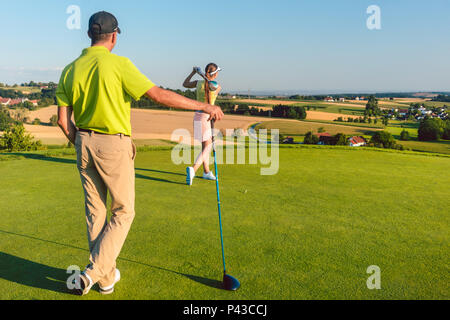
194, 67, 219, 91
210, 120, 240, 291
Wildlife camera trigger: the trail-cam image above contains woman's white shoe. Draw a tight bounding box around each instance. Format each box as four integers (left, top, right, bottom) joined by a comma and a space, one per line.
202, 171, 216, 181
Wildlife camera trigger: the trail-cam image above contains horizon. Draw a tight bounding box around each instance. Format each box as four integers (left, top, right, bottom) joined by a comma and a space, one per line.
1, 0, 449, 92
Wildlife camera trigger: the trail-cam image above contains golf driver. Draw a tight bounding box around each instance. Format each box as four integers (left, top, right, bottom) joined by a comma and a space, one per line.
210, 120, 240, 291
194, 67, 220, 91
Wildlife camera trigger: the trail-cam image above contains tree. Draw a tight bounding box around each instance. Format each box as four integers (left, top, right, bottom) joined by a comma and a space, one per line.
287, 107, 297, 119
0, 108, 14, 131
400, 129, 410, 141
303, 131, 319, 145
333, 133, 348, 145
22, 101, 36, 110
370, 131, 397, 149
365, 95, 380, 116
0, 123, 42, 151
418, 118, 446, 141
293, 106, 307, 120
444, 121, 450, 140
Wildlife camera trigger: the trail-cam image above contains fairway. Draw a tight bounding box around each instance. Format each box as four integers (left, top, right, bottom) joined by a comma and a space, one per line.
0, 147, 448, 300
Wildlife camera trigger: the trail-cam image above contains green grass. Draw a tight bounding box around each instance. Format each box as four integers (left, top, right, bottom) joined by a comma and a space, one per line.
386, 121, 419, 140
384, 121, 450, 154
294, 103, 366, 116
0, 147, 449, 300
398, 140, 450, 155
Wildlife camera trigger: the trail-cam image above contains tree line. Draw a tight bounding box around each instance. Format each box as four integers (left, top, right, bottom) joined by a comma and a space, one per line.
432, 94, 450, 103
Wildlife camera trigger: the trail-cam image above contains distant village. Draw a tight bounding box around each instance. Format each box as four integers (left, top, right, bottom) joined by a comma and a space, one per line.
0, 82, 56, 109
0, 97, 40, 107
387, 106, 448, 121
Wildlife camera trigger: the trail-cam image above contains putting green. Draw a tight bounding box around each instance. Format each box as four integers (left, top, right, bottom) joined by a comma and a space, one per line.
0, 147, 448, 299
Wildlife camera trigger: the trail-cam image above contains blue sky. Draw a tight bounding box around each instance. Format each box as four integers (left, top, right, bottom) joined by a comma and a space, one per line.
1, 0, 449, 93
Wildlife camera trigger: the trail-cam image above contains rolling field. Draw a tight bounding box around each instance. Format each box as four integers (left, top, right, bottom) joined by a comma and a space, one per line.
24, 106, 270, 145
255, 120, 380, 136
0, 147, 448, 299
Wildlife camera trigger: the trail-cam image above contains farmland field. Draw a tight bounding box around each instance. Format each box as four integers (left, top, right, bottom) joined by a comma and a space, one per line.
0, 147, 448, 299
254, 120, 380, 137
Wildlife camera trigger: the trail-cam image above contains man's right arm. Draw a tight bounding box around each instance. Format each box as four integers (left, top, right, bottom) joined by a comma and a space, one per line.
145, 86, 224, 121
57, 106, 77, 144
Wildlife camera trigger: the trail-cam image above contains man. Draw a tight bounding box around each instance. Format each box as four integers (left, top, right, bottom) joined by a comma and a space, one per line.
56, 11, 223, 295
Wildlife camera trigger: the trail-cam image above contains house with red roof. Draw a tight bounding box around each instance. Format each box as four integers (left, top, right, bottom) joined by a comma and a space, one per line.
348, 136, 367, 147
0, 97, 11, 105
8, 98, 24, 106
315, 132, 334, 145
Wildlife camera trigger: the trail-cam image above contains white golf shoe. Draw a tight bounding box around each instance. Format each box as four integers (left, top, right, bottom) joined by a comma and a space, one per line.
99, 269, 121, 295
202, 171, 216, 181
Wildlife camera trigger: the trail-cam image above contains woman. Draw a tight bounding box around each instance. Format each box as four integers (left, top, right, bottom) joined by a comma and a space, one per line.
183, 63, 222, 186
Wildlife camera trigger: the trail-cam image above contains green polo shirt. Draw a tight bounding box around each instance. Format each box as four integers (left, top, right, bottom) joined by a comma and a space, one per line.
56, 46, 155, 136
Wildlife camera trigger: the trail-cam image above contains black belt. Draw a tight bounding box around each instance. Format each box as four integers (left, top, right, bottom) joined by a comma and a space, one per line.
78, 128, 130, 137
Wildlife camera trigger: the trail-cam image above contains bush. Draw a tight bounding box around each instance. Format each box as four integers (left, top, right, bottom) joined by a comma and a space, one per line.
370, 131, 397, 149
0, 123, 43, 152
400, 129, 410, 141
303, 131, 319, 145
50, 115, 58, 126
32, 118, 41, 125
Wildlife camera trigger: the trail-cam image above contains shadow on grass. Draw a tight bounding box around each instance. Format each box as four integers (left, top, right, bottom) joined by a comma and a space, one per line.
135, 173, 185, 185
5, 153, 76, 164
0, 229, 223, 291
5, 154, 185, 185
0, 252, 70, 295
135, 168, 185, 177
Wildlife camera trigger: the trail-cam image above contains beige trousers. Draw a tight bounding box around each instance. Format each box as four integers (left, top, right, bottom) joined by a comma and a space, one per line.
75, 131, 136, 287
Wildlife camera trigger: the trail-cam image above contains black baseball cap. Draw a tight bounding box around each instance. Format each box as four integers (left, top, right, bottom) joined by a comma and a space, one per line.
89, 11, 121, 34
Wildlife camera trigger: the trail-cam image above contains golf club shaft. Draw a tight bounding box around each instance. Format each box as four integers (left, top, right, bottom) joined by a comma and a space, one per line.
211, 120, 227, 274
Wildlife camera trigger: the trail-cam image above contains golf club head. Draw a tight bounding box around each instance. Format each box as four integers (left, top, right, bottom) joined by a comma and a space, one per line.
195, 68, 208, 81
223, 273, 240, 291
